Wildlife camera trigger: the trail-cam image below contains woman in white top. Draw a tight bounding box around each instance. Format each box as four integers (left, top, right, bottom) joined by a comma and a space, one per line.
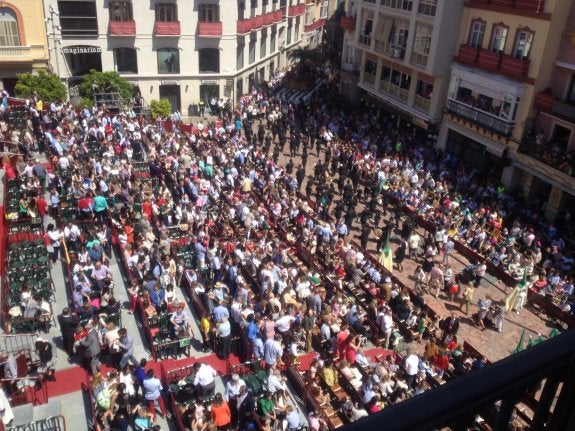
46, 223, 62, 263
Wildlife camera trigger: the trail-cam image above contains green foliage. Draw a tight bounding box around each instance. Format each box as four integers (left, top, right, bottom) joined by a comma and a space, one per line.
149, 99, 172, 120
287, 46, 324, 66
79, 70, 133, 103
14, 70, 67, 102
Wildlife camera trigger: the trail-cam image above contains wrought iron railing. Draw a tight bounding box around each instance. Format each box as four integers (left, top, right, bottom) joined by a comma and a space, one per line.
447, 99, 515, 136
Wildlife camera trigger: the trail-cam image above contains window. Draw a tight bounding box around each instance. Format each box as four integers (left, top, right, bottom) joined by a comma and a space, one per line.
320, 1, 328, 19
115, 47, 138, 73
391, 69, 411, 89
390, 19, 409, 48
381, 0, 412, 11
157, 48, 180, 73
411, 23, 431, 66
295, 16, 300, 41
343, 39, 354, 64
270, 27, 276, 53
110, 1, 133, 22
363, 58, 377, 85
418, 0, 437, 16
513, 29, 534, 59
237, 37, 245, 70
57, 0, 98, 36
490, 24, 508, 53
305, 6, 314, 26
287, 18, 292, 45
249, 32, 256, 63
156, 3, 178, 22
238, 1, 245, 20
416, 80, 433, 99
199, 4, 219, 22
568, 75, 575, 105
0, 8, 20, 47
468, 19, 485, 48
199, 47, 219, 73
359, 9, 374, 46
260, 29, 267, 58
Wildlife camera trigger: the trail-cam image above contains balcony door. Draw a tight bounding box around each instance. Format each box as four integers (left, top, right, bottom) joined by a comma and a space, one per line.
159, 84, 181, 113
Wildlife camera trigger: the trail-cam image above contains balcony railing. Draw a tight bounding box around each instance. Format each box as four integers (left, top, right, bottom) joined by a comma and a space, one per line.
363, 73, 376, 86
380, 80, 409, 102
447, 99, 514, 136
237, 19, 253, 34
0, 46, 32, 57
500, 54, 530, 80
343, 330, 575, 431
410, 51, 428, 67
340, 15, 356, 31
304, 18, 325, 33
469, 0, 545, 13
456, 44, 480, 65
198, 21, 223, 37
288, 3, 305, 15
154, 21, 181, 36
414, 95, 431, 113
109, 20, 136, 36
359, 34, 372, 47
374, 40, 405, 59
477, 49, 502, 72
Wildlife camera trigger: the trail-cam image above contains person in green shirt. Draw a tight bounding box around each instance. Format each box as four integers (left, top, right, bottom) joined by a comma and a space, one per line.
258, 391, 276, 421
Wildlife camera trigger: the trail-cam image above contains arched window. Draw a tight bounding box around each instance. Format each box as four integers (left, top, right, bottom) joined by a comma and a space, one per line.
157, 48, 180, 74
0, 7, 20, 47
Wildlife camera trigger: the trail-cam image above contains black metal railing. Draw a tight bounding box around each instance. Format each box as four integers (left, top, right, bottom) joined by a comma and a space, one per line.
447, 99, 515, 137
341, 330, 575, 431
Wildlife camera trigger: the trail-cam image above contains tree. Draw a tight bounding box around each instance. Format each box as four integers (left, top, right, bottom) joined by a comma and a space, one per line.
14, 70, 67, 102
79, 70, 133, 104
149, 99, 172, 120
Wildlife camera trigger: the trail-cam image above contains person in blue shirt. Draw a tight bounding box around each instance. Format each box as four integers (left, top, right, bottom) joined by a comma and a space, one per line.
246, 315, 264, 359
93, 193, 108, 222
149, 284, 166, 312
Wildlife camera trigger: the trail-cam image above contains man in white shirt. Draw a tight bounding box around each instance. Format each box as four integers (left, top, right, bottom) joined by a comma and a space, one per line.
376, 307, 394, 349
224, 374, 246, 401
267, 368, 288, 394
404, 349, 420, 389
193, 362, 217, 397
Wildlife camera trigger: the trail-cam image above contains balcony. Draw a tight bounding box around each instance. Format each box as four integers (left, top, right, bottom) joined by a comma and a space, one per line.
410, 52, 428, 67
288, 3, 305, 15
447, 99, 514, 136
363, 73, 376, 87
197, 21, 223, 37
340, 16, 356, 31
154, 21, 181, 36
456, 44, 479, 65
359, 34, 372, 47
468, 0, 545, 13
500, 55, 530, 80
109, 21, 136, 36
414, 95, 431, 113
374, 40, 405, 59
0, 46, 31, 57
380, 81, 409, 102
477, 49, 502, 72
237, 19, 253, 34
534, 90, 554, 111
341, 62, 358, 73
253, 15, 264, 29
262, 10, 283, 25
304, 18, 325, 33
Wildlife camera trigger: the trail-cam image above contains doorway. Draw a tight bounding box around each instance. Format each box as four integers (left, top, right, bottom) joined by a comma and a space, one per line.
159, 85, 181, 113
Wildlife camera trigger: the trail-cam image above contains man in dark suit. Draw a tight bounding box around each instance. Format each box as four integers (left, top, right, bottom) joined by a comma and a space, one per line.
236, 385, 255, 429
57, 308, 80, 358
80, 319, 101, 375
441, 312, 460, 344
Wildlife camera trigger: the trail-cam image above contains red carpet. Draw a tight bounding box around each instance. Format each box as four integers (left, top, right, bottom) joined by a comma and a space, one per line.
46, 365, 90, 398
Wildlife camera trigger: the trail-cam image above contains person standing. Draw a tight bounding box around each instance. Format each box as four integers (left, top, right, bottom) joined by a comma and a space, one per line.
216, 316, 232, 360
57, 307, 80, 358
459, 285, 475, 316
79, 320, 101, 375
441, 312, 460, 344
117, 328, 139, 370
211, 393, 231, 431
143, 369, 167, 421
193, 362, 217, 397
403, 349, 419, 390
46, 224, 62, 264
236, 385, 255, 430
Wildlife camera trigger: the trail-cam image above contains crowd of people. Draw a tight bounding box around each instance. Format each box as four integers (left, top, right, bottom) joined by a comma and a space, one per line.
0, 59, 568, 430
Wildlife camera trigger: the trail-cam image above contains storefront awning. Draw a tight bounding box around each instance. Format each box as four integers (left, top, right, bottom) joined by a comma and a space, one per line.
446, 119, 507, 157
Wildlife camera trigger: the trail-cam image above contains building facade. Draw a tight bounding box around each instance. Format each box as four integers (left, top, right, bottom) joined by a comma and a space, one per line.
43, 0, 338, 113
437, 0, 573, 216
515, 0, 575, 220
340, 0, 464, 132
0, 1, 50, 93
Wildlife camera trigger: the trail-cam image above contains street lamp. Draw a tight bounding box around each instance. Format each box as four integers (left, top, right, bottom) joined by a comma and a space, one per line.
45, 4, 62, 78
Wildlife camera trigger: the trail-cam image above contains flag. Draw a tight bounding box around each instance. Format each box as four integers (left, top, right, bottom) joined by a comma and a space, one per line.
378, 229, 394, 272
512, 329, 525, 354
